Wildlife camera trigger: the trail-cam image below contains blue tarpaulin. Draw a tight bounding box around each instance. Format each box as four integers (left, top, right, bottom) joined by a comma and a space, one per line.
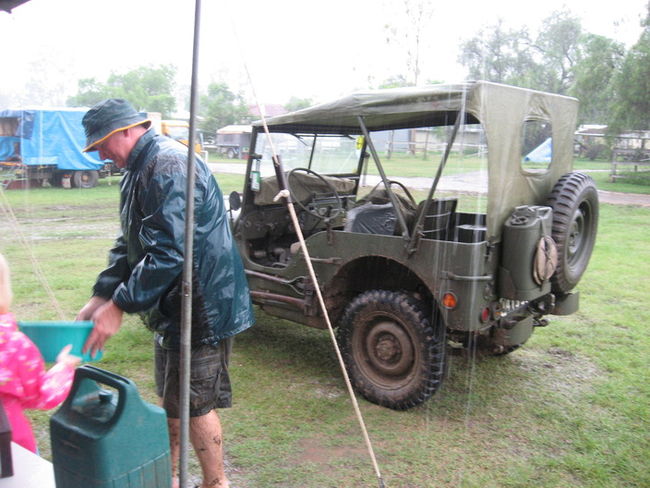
0, 108, 103, 170
0, 136, 20, 159
524, 137, 552, 163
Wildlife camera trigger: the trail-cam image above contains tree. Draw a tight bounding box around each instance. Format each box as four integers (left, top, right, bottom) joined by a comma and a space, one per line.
68, 65, 177, 117
458, 10, 585, 94
67, 78, 107, 107
383, 0, 435, 85
608, 3, 650, 132
198, 82, 249, 133
570, 34, 625, 124
18, 54, 69, 106
284, 96, 312, 112
375, 75, 409, 89
531, 10, 583, 94
458, 19, 535, 86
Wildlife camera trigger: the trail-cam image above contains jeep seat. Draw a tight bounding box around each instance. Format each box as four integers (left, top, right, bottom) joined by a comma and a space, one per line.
412, 198, 457, 240
354, 187, 417, 235
344, 202, 396, 234
254, 172, 355, 206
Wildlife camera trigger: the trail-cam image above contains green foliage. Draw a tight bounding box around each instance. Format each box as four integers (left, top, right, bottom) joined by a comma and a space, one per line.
459, 9, 584, 94
458, 19, 534, 85
378, 74, 411, 89
533, 9, 582, 94
458, 4, 649, 129
284, 96, 313, 112
198, 82, 249, 133
589, 169, 650, 193
67, 65, 177, 117
608, 5, 650, 132
67, 78, 108, 107
570, 34, 625, 124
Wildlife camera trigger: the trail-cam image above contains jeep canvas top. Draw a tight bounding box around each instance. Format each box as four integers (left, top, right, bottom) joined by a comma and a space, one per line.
229, 81, 599, 410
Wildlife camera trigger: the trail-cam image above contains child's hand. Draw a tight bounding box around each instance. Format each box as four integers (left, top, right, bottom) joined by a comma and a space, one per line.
56, 344, 81, 367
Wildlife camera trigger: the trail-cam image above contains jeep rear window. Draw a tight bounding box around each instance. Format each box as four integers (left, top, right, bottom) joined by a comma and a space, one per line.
521, 118, 552, 173
254, 132, 359, 176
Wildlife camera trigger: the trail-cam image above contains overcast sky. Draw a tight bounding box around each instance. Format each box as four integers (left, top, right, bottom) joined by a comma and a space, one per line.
1, 0, 647, 109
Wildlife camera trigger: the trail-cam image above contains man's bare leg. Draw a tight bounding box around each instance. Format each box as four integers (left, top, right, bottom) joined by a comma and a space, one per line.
167, 412, 228, 488
167, 417, 180, 488
190, 410, 229, 488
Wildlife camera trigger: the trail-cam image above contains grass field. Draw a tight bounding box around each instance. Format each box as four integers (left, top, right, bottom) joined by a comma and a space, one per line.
0, 170, 648, 487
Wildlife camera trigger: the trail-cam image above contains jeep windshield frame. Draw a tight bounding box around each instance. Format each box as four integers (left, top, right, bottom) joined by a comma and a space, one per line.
253, 132, 360, 176
251, 81, 578, 240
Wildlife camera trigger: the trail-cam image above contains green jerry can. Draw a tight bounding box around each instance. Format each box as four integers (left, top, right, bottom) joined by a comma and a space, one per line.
50, 365, 171, 488
498, 205, 555, 301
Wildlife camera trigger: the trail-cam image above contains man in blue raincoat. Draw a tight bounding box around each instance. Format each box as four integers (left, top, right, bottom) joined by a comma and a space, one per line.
77, 98, 254, 488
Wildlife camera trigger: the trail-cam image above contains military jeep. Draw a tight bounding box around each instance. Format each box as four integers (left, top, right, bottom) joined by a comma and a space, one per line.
229, 81, 598, 410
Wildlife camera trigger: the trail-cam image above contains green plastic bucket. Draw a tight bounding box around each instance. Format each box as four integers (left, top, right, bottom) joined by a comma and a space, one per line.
50, 365, 171, 488
18, 320, 102, 362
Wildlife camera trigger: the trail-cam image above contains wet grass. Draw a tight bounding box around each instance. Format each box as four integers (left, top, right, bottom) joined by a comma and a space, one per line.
589, 169, 650, 194
0, 175, 648, 487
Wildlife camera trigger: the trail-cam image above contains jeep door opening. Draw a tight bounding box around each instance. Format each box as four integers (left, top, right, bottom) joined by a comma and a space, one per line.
229, 81, 598, 410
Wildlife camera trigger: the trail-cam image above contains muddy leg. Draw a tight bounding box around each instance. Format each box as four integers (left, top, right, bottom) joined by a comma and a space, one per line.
190, 409, 229, 488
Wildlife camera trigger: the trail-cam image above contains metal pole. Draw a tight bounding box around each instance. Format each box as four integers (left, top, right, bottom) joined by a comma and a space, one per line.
179, 0, 201, 486
357, 116, 410, 238
408, 91, 467, 255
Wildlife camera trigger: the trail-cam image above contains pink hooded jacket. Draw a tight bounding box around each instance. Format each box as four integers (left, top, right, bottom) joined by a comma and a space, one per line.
0, 312, 75, 453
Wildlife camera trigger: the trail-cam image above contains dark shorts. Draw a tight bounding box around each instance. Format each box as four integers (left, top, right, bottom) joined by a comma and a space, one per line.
154, 337, 233, 418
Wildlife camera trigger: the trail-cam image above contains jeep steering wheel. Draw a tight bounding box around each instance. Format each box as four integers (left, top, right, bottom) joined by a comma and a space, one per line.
287, 167, 344, 221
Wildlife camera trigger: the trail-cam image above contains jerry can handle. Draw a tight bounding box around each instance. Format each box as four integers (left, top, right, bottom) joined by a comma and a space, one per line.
71, 365, 142, 418
75, 364, 137, 390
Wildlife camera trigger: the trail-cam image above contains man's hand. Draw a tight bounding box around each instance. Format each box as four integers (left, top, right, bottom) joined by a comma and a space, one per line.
76, 296, 109, 321
83, 300, 124, 358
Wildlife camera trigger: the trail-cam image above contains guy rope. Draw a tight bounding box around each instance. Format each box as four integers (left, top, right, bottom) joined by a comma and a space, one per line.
0, 186, 66, 320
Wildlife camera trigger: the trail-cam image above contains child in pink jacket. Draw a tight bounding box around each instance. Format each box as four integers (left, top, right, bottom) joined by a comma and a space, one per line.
0, 253, 79, 453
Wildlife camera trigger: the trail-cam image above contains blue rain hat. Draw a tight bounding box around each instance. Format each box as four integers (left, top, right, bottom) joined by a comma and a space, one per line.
82, 98, 151, 152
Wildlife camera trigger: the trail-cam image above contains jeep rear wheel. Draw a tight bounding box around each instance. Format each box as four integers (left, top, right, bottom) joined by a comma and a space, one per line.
337, 290, 445, 410
546, 172, 599, 293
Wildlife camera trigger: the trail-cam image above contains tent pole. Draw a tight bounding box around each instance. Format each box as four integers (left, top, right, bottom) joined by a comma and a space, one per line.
179, 0, 202, 486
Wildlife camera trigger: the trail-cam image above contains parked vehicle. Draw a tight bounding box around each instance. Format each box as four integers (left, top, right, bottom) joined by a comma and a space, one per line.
228, 81, 599, 410
160, 119, 203, 155
0, 107, 106, 188
215, 124, 251, 159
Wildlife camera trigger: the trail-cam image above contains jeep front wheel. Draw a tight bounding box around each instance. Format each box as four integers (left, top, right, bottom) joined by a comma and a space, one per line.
546, 172, 599, 293
337, 290, 445, 410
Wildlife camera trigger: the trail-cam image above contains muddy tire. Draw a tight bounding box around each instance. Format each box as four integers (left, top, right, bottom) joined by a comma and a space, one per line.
72, 170, 99, 189
51, 172, 64, 187
337, 290, 445, 410
546, 172, 598, 293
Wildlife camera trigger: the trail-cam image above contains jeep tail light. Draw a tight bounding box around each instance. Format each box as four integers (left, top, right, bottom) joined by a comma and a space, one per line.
480, 307, 490, 323
441, 292, 457, 310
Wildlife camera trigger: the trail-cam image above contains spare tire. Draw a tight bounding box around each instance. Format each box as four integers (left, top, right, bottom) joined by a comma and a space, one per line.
546, 172, 598, 293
